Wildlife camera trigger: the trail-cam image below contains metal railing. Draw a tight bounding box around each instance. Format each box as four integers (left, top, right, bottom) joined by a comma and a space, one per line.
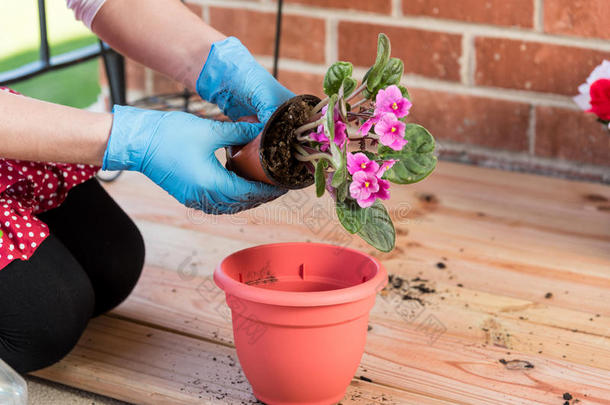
0, 0, 284, 180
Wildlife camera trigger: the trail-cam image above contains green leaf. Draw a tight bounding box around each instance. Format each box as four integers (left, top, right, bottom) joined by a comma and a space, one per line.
324, 94, 348, 185
380, 58, 403, 87
336, 180, 348, 202
331, 164, 346, 188
366, 33, 391, 92
324, 94, 337, 142
363, 58, 404, 100
397, 85, 410, 101
357, 201, 395, 252
342, 77, 358, 98
336, 199, 365, 234
362, 87, 372, 100
315, 160, 327, 197
323, 61, 353, 96
378, 124, 437, 184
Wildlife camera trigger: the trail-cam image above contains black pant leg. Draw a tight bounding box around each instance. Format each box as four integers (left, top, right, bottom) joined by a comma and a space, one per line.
37, 179, 145, 316
0, 236, 94, 373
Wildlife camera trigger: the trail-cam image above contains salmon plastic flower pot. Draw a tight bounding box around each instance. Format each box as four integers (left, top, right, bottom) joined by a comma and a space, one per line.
225, 95, 321, 189
214, 242, 387, 405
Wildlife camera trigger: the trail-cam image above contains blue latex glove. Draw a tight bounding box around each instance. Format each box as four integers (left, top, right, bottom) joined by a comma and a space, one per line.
103, 105, 286, 214
196, 37, 294, 122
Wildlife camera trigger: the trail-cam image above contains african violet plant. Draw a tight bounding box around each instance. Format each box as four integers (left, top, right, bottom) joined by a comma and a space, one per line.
292, 33, 437, 252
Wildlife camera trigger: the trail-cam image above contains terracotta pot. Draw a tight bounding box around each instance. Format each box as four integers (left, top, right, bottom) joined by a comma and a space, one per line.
214, 243, 387, 405
226, 94, 321, 190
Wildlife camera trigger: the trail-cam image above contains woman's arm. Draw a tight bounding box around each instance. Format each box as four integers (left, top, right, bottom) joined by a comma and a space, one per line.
0, 91, 111, 165
90, 0, 225, 91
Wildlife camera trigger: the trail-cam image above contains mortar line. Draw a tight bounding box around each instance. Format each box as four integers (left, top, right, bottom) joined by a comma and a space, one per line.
533, 0, 544, 32
326, 18, 338, 66
391, 0, 402, 17
202, 4, 210, 23
460, 33, 475, 86
528, 105, 537, 155
198, 0, 610, 52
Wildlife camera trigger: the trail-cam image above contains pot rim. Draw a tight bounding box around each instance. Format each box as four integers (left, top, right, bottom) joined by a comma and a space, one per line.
214, 242, 387, 307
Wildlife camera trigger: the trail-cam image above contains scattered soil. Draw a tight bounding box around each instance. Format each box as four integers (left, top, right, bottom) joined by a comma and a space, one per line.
563, 393, 573, 401
385, 274, 437, 305
545, 292, 553, 299
260, 96, 319, 188
498, 358, 534, 370
436, 262, 446, 269
358, 375, 373, 383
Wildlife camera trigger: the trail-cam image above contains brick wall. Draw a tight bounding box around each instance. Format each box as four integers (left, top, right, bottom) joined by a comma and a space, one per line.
101, 0, 610, 182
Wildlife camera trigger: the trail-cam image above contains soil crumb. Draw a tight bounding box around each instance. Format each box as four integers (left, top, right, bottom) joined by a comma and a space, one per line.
385, 274, 436, 305
499, 358, 534, 370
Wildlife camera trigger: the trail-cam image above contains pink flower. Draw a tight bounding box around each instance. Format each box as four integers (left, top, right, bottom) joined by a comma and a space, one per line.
310, 106, 348, 151
375, 178, 391, 201
349, 171, 380, 208
359, 115, 379, 135
348, 158, 396, 207
374, 113, 407, 150
377, 159, 397, 177
375, 85, 412, 118
347, 153, 379, 175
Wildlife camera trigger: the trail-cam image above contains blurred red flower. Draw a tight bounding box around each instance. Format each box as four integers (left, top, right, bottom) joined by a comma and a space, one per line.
588, 78, 610, 121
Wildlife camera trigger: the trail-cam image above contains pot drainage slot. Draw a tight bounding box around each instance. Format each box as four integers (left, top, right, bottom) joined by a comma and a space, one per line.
239, 273, 243, 283
298, 264, 304, 280
362, 276, 367, 283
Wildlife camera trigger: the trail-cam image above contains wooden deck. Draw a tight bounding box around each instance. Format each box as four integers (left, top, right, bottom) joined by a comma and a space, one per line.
32, 161, 610, 404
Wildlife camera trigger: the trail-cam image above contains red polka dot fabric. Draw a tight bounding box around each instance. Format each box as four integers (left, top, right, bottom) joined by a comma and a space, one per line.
0, 87, 99, 269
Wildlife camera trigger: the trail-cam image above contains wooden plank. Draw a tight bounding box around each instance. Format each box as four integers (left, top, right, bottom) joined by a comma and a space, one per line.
107, 265, 610, 404
33, 316, 450, 405
115, 263, 610, 368
102, 163, 610, 318
119, 218, 610, 366
30, 162, 610, 404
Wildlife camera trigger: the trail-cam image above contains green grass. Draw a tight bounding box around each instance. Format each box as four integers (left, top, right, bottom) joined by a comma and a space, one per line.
0, 36, 101, 108
0, 1, 101, 108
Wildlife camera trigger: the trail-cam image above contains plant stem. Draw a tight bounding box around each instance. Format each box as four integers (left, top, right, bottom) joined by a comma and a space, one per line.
295, 116, 325, 135
296, 133, 311, 142
312, 97, 329, 114
346, 127, 378, 141
295, 152, 334, 163
350, 98, 369, 109
293, 144, 334, 164
345, 82, 367, 103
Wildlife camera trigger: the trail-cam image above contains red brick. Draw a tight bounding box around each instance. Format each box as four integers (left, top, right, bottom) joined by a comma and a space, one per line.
184, 1, 203, 18
338, 22, 462, 81
285, 0, 391, 14
403, 0, 533, 27
407, 88, 530, 151
535, 106, 610, 166
277, 70, 325, 98
544, 0, 610, 40
209, 8, 325, 63
475, 38, 610, 95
